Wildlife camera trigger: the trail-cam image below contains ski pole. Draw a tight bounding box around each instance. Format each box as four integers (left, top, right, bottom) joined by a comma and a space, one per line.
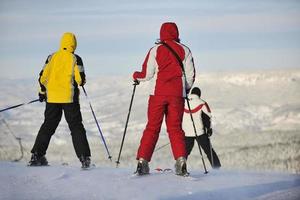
208, 136, 214, 167
201, 99, 214, 167
81, 86, 112, 161
0, 99, 39, 113
116, 80, 139, 167
1, 119, 24, 162
154, 142, 170, 152
185, 97, 208, 174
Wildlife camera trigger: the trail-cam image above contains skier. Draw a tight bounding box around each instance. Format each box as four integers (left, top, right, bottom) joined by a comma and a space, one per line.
28, 32, 91, 169
132, 22, 195, 176
182, 87, 221, 169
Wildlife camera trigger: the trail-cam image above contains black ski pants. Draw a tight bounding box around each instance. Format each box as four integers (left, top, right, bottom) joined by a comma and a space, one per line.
31, 103, 91, 158
185, 134, 221, 168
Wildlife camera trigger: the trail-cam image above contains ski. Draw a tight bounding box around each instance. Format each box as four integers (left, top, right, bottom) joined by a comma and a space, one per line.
27, 164, 50, 167
154, 168, 173, 173
131, 168, 190, 178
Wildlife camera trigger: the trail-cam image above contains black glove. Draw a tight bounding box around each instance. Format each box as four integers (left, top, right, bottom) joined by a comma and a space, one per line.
79, 81, 85, 86
80, 79, 86, 86
133, 80, 140, 85
38, 93, 46, 102
206, 128, 213, 137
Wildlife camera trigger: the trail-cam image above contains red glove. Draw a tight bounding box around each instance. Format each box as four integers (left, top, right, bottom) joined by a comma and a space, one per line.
132, 71, 140, 80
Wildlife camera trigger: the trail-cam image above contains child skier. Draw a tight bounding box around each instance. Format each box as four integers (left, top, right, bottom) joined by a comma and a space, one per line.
29, 32, 91, 169
182, 87, 221, 169
132, 22, 195, 176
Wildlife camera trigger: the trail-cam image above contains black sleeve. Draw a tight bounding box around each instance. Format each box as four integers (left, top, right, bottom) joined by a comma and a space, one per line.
38, 54, 52, 93
201, 111, 211, 129
75, 54, 86, 84
38, 70, 46, 92
44, 55, 52, 64
75, 54, 83, 66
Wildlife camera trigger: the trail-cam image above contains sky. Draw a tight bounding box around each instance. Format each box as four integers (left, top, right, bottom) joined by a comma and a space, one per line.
0, 0, 300, 79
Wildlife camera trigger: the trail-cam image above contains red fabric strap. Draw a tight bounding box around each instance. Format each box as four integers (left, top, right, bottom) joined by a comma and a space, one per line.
184, 104, 204, 113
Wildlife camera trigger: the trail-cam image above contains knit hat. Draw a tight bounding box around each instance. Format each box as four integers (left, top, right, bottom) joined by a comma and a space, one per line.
191, 87, 201, 98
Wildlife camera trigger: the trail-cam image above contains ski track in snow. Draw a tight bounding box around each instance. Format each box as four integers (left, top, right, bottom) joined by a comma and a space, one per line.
0, 161, 299, 200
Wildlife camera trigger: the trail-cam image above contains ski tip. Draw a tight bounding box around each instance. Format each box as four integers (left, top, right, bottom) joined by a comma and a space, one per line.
154, 168, 173, 173
61, 162, 69, 166
154, 168, 163, 172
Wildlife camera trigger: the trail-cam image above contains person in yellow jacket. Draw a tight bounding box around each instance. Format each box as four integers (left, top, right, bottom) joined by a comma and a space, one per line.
29, 32, 91, 168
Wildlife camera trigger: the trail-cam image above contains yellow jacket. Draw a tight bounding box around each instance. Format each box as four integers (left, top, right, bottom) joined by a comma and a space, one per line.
39, 32, 85, 103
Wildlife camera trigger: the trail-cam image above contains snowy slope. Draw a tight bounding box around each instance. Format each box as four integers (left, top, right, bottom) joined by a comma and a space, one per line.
0, 161, 299, 200
0, 70, 299, 173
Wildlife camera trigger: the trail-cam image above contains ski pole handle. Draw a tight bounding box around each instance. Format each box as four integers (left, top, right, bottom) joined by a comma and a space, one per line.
133, 80, 140, 85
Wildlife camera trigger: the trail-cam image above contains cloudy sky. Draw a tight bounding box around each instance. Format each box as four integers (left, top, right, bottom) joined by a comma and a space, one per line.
0, 0, 300, 78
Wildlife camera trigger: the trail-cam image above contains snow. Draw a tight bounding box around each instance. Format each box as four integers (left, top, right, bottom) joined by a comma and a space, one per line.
0, 161, 299, 200
0, 69, 300, 199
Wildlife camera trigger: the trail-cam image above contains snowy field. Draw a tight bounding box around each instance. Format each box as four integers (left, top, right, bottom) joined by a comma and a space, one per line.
0, 161, 299, 200
0, 69, 300, 199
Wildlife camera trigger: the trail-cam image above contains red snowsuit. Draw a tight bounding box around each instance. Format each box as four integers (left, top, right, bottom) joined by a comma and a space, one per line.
133, 22, 195, 161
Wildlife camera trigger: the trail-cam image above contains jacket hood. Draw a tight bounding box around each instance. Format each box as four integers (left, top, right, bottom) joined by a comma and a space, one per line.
60, 32, 77, 53
160, 22, 179, 41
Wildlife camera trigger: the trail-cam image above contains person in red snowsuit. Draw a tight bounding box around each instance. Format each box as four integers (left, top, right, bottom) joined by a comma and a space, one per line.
132, 22, 195, 175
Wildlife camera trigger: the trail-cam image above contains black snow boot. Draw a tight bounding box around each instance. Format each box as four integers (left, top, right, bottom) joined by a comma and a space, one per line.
80, 156, 91, 169
135, 158, 150, 175
28, 153, 48, 166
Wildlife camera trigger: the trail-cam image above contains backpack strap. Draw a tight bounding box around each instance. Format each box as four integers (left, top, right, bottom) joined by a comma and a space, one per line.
160, 41, 191, 98
159, 41, 185, 73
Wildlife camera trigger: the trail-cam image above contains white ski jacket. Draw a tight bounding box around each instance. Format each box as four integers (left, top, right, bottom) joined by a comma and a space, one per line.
182, 94, 212, 137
